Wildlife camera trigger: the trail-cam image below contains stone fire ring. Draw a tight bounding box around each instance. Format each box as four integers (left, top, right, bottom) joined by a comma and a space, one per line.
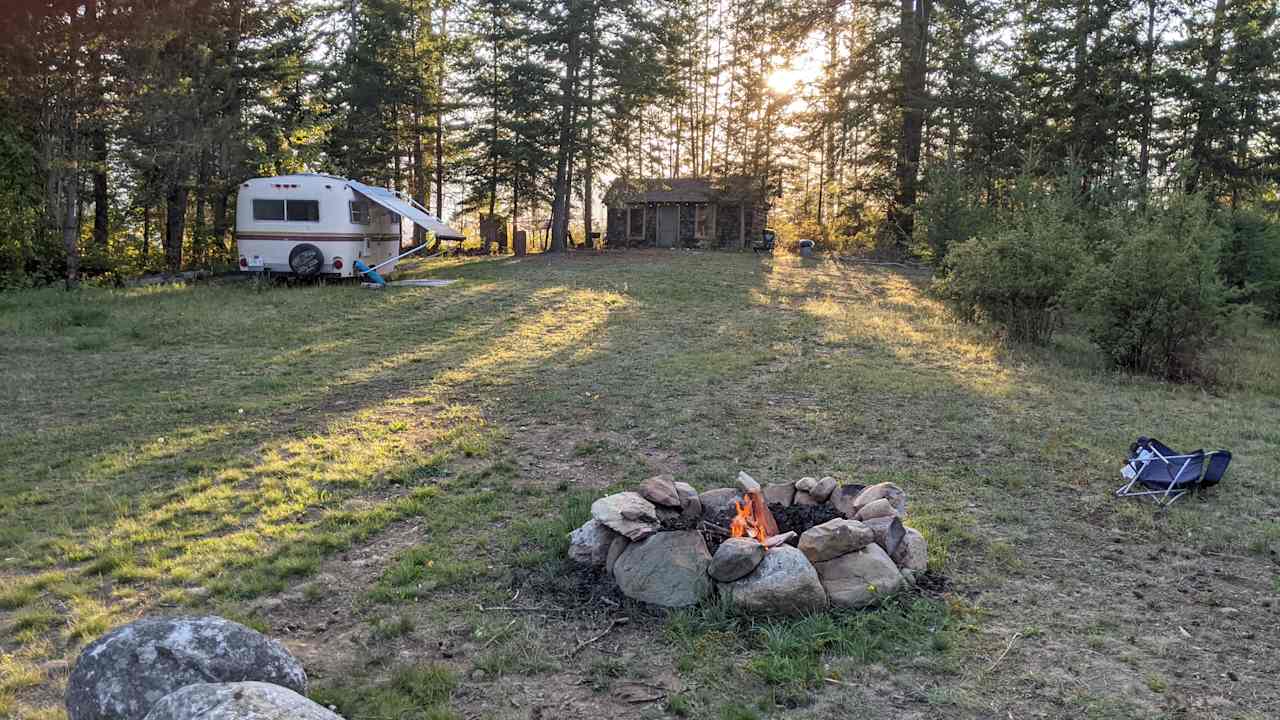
568, 473, 928, 615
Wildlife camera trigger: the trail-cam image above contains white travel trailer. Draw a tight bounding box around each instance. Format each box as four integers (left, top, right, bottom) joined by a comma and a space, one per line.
235, 174, 464, 278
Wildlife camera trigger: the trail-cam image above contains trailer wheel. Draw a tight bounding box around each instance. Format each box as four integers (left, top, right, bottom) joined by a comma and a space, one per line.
288, 243, 324, 277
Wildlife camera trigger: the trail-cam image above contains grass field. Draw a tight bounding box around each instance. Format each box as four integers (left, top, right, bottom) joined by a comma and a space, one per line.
2, 250, 1278, 719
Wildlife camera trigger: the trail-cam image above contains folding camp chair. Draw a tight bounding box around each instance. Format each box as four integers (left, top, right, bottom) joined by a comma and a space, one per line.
1116, 436, 1231, 508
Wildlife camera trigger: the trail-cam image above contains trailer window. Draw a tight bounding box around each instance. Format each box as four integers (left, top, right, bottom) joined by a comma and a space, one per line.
252, 199, 286, 221
350, 201, 370, 225
286, 200, 320, 222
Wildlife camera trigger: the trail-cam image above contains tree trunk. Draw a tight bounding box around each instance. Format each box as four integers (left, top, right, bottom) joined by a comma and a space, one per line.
549, 23, 581, 253
1185, 0, 1226, 193
165, 185, 189, 271
92, 128, 108, 250
143, 204, 151, 260
61, 171, 80, 289
887, 0, 931, 253
1138, 0, 1156, 198
212, 190, 231, 256
583, 21, 597, 250
435, 4, 447, 218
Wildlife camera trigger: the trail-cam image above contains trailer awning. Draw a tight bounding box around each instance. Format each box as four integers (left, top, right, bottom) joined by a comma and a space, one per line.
348, 180, 465, 241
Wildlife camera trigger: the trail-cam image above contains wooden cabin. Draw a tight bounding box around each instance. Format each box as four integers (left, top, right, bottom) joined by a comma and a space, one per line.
603, 176, 769, 250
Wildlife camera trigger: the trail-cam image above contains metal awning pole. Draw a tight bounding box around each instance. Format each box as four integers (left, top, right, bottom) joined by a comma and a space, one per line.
367, 242, 440, 273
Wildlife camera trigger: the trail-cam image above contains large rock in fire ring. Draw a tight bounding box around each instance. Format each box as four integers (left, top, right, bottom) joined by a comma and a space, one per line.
66, 615, 307, 720
720, 545, 827, 616
142, 682, 341, 720
612, 531, 712, 607
591, 492, 660, 541
813, 543, 904, 609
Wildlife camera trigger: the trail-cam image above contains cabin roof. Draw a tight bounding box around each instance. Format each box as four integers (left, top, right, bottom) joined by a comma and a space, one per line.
604, 176, 764, 206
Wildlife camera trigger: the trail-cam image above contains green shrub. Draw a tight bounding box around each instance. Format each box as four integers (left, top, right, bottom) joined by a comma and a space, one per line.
936, 177, 1086, 343
1071, 192, 1229, 381
917, 163, 994, 265
1220, 208, 1280, 320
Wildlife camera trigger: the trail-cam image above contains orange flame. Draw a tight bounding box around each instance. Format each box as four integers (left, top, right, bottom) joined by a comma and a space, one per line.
730, 497, 769, 544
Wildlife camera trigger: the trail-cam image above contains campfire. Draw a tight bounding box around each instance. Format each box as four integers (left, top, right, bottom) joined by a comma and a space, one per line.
570, 471, 929, 616
729, 489, 776, 544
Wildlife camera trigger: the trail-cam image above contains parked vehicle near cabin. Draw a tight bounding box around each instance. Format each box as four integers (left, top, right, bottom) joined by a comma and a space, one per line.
235, 174, 464, 279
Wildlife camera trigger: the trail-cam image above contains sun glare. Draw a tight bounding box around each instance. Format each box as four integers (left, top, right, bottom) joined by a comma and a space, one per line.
766, 66, 806, 94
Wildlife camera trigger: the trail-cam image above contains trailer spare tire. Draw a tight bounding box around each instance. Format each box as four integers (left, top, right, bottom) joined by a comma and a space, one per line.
288, 243, 324, 276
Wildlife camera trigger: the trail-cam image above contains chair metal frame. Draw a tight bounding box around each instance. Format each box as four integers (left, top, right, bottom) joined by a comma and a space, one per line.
1116, 438, 1227, 508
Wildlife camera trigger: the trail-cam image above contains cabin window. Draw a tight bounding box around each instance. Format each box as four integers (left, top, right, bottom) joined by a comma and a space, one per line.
252, 199, 286, 221
286, 199, 321, 222
350, 200, 370, 225
694, 206, 708, 239
628, 207, 643, 238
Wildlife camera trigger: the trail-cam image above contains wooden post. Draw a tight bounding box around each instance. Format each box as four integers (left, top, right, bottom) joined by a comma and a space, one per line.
738, 203, 745, 249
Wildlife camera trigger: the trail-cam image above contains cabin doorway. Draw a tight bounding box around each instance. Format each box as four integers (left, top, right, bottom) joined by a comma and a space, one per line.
657, 206, 678, 248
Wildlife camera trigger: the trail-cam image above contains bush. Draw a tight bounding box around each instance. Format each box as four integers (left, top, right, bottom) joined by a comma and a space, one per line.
936, 177, 1086, 343
1220, 208, 1280, 320
1070, 193, 1229, 381
916, 163, 994, 265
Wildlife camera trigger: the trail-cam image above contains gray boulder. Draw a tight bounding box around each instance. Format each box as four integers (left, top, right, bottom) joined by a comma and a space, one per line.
707, 538, 765, 582
828, 484, 867, 517
568, 519, 617, 568
794, 477, 818, 493
763, 483, 795, 508
698, 488, 744, 519
891, 527, 929, 572
851, 482, 907, 517
810, 476, 838, 502
735, 471, 762, 494
66, 616, 307, 720
793, 490, 818, 506
591, 492, 659, 541
673, 481, 702, 519
638, 475, 682, 508
720, 545, 827, 616
813, 543, 904, 609
861, 516, 906, 557
797, 518, 875, 563
143, 682, 342, 720
605, 535, 630, 577
613, 531, 712, 607
854, 498, 897, 522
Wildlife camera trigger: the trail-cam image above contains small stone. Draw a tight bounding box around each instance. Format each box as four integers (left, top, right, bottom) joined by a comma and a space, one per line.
568, 519, 617, 568
591, 492, 660, 541
798, 518, 875, 563
810, 476, 838, 502
720, 545, 827, 616
890, 527, 928, 572
673, 482, 702, 518
861, 516, 906, 557
814, 543, 904, 609
795, 477, 818, 493
605, 535, 629, 577
708, 538, 766, 582
763, 483, 795, 507
613, 531, 712, 607
851, 482, 907, 516
141, 682, 342, 720
828, 484, 867, 517
699, 488, 744, 518
736, 471, 762, 494
639, 475, 682, 508
793, 490, 818, 506
854, 498, 897, 521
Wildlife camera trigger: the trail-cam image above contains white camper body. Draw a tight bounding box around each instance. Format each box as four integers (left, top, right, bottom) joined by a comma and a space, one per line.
235, 174, 464, 278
